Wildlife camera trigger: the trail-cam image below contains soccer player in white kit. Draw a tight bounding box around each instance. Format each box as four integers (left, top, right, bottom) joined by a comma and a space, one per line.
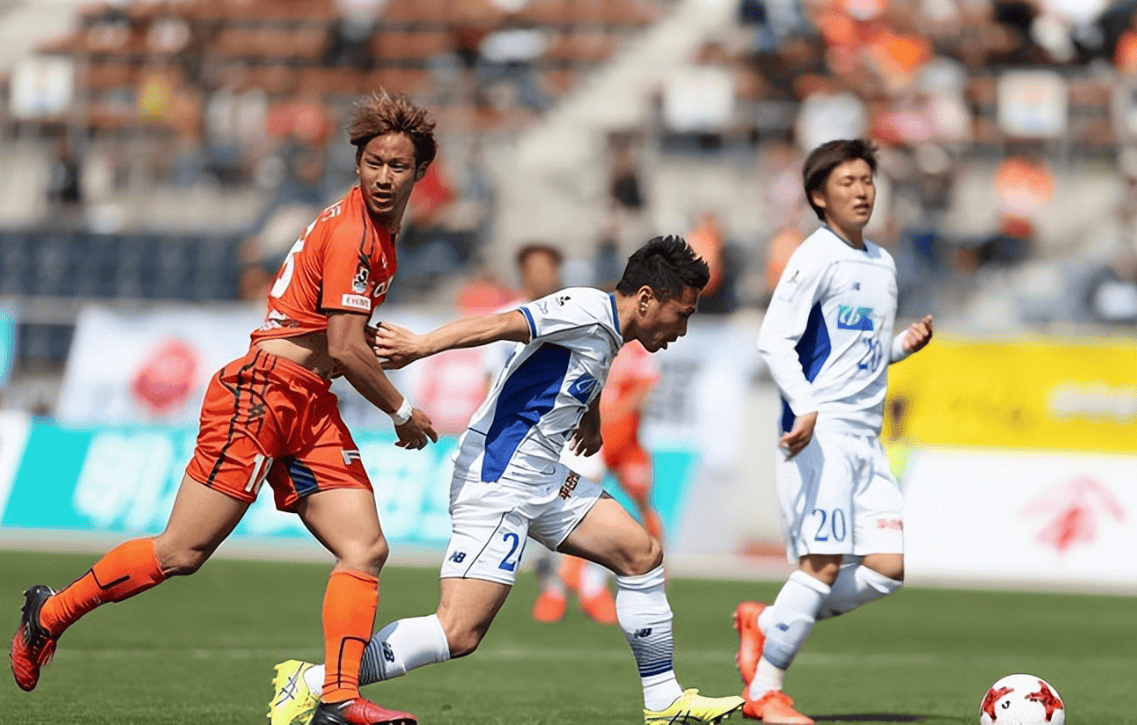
733, 140, 933, 725
270, 237, 745, 725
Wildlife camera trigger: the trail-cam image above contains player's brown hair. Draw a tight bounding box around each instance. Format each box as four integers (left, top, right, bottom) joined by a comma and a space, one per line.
515, 242, 564, 270
801, 138, 878, 221
349, 91, 437, 168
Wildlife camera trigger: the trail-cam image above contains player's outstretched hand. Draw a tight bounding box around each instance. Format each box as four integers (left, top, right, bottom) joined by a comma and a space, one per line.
778, 410, 817, 460
395, 408, 438, 450
373, 321, 424, 370
902, 315, 933, 355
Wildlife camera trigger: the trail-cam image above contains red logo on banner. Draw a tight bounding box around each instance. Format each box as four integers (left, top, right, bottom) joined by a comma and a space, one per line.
1021, 475, 1126, 555
130, 338, 201, 416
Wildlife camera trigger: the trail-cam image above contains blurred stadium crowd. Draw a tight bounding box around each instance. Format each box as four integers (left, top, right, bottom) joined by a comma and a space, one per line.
1, 0, 1136, 413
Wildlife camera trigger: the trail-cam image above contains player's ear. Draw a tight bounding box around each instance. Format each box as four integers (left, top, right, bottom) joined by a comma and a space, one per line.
637, 286, 654, 313
809, 188, 827, 211
414, 162, 429, 182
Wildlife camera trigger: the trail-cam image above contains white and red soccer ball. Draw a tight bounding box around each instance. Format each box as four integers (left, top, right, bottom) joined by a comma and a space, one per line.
979, 674, 1065, 725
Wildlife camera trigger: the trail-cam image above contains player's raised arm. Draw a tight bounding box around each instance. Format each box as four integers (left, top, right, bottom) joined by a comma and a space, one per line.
373, 311, 531, 369
328, 310, 438, 449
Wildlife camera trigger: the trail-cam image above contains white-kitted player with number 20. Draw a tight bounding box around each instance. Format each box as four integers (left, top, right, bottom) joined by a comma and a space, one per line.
733, 139, 934, 725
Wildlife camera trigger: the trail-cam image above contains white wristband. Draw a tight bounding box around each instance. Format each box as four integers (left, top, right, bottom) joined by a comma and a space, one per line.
890, 332, 911, 363
389, 398, 413, 426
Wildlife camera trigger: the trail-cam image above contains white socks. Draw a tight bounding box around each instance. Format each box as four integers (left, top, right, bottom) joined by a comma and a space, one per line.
357, 614, 451, 686
748, 565, 903, 699
749, 571, 829, 698
304, 614, 451, 691
615, 566, 683, 711
818, 563, 902, 621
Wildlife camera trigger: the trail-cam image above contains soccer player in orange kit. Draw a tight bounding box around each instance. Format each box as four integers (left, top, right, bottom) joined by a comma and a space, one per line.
11, 93, 439, 725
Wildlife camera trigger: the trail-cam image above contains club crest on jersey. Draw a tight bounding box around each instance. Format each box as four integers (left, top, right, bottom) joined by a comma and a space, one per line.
567, 373, 598, 403
837, 305, 874, 331
352, 265, 369, 294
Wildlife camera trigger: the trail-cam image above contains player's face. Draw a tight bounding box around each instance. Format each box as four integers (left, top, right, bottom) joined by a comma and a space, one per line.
356, 133, 424, 227
637, 285, 699, 353
812, 158, 875, 235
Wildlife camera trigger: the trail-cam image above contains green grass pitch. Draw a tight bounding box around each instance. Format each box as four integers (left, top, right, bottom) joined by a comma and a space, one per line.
2, 551, 1132, 724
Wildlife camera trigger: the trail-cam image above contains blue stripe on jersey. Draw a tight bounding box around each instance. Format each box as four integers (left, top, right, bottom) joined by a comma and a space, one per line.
520, 307, 537, 339
608, 294, 620, 336
284, 457, 320, 497
781, 301, 831, 433
482, 343, 571, 482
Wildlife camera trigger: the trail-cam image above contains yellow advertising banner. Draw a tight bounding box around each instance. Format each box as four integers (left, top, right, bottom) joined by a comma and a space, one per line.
882, 337, 1137, 453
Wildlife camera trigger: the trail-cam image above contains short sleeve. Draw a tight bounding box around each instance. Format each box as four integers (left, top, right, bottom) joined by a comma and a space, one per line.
318, 223, 373, 315
518, 290, 600, 342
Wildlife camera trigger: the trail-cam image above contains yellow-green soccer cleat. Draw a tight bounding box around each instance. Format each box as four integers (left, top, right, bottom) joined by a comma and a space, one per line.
269, 660, 320, 725
644, 689, 745, 725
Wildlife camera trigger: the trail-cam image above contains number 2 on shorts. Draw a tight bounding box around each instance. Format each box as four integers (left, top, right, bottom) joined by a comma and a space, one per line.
812, 508, 847, 542
498, 532, 521, 571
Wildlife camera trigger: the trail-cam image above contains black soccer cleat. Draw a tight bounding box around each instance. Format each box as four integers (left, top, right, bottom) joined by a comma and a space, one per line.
10, 585, 59, 691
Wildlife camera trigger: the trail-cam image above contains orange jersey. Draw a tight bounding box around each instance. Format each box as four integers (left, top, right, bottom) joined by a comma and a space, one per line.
252, 185, 396, 343
599, 340, 660, 425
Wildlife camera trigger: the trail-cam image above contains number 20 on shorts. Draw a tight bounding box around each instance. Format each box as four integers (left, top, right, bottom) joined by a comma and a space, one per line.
811, 508, 847, 542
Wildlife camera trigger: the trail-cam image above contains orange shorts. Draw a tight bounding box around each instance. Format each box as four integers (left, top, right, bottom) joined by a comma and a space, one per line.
184, 348, 371, 512
601, 418, 652, 499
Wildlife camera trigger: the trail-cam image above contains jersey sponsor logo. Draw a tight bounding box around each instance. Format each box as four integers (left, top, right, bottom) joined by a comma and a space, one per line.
837, 305, 874, 331
341, 294, 371, 311
341, 449, 363, 466
559, 471, 580, 500
567, 373, 598, 403
352, 265, 369, 294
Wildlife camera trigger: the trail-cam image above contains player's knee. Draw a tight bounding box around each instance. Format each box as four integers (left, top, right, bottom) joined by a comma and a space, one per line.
154, 544, 209, 576
338, 536, 390, 576
621, 535, 663, 576
445, 627, 484, 658
864, 554, 904, 582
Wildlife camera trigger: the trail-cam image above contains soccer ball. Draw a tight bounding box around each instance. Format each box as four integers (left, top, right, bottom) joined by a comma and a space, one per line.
979, 674, 1065, 725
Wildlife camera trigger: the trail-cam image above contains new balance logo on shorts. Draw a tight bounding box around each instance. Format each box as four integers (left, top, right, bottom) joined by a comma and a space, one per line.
382, 642, 395, 663
450, 551, 467, 563
634, 628, 652, 638
341, 449, 363, 466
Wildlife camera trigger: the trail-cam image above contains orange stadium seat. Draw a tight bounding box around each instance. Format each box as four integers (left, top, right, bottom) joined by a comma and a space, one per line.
544, 31, 616, 64
84, 61, 138, 91
513, 0, 572, 27
371, 30, 452, 63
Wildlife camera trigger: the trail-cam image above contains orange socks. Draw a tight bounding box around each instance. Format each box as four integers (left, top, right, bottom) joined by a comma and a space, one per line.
39, 538, 167, 636
321, 569, 379, 703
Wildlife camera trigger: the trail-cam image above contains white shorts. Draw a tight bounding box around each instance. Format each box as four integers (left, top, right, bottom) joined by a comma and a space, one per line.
774, 429, 904, 561
440, 462, 604, 585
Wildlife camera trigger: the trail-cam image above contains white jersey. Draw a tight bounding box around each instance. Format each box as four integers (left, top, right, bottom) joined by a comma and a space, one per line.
454, 287, 622, 485
759, 226, 902, 436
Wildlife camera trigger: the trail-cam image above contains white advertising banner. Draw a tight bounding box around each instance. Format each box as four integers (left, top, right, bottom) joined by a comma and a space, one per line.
903, 448, 1137, 591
